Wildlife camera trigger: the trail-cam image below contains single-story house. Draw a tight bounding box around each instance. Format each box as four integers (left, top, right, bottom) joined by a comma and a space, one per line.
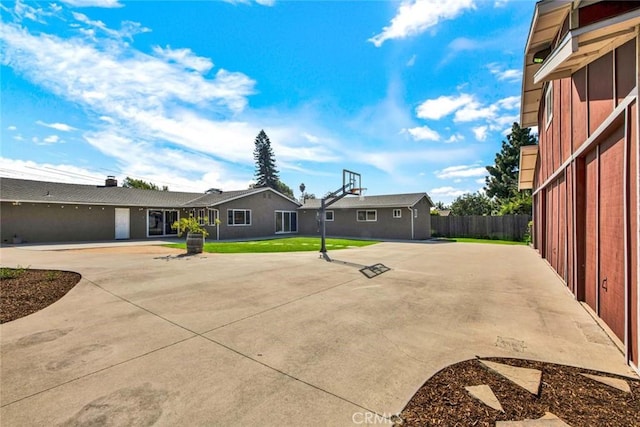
297, 193, 433, 240
519, 0, 639, 372
0, 177, 301, 244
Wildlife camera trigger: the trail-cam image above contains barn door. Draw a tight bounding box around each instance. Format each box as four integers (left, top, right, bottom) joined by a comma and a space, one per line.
597, 128, 625, 341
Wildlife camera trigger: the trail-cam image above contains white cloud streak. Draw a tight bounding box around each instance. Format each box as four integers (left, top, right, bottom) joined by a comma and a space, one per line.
61, 0, 123, 8
435, 164, 486, 179
36, 121, 77, 132
369, 0, 475, 47
404, 125, 440, 142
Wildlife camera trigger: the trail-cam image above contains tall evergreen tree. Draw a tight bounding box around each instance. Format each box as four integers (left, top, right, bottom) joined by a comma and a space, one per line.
253, 130, 279, 188
485, 122, 538, 208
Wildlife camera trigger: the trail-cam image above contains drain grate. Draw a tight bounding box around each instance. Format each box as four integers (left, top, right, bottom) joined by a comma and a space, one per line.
359, 263, 390, 279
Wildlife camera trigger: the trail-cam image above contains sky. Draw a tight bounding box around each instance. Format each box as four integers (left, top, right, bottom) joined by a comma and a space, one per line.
0, 0, 536, 204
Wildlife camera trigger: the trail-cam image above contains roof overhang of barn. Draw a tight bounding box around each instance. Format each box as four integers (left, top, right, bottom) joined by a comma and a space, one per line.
521, 0, 572, 128
518, 145, 539, 190
533, 8, 640, 85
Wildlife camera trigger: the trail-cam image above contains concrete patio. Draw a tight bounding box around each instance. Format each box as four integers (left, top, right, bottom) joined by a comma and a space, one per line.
1, 241, 636, 425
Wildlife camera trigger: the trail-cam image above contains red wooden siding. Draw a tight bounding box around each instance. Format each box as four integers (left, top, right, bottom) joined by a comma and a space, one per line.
572, 68, 588, 153
561, 77, 572, 163
584, 148, 598, 312
588, 53, 614, 136
558, 174, 567, 282
598, 126, 626, 341
616, 39, 636, 104
566, 165, 575, 293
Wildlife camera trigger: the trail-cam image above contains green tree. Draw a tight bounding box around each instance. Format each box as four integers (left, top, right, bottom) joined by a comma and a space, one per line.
434, 201, 449, 210
253, 130, 279, 188
122, 177, 166, 191
450, 192, 493, 216
484, 122, 537, 211
275, 180, 294, 199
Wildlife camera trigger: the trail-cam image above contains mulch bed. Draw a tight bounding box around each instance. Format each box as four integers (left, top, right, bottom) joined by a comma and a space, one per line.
399, 357, 640, 426
1, 268, 81, 323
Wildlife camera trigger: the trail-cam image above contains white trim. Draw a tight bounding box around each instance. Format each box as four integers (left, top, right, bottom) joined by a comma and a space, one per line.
227, 209, 251, 226
393, 208, 402, 218
534, 8, 640, 85
636, 31, 640, 368
533, 88, 638, 196
325, 210, 334, 221
356, 209, 377, 222
545, 81, 554, 129
624, 106, 629, 360
274, 210, 298, 234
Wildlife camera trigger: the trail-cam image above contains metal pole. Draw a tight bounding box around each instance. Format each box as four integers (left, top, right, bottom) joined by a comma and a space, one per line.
320, 198, 327, 254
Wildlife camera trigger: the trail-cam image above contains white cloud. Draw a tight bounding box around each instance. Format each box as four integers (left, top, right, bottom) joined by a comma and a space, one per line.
13, 135, 24, 141
361, 147, 472, 174
429, 186, 469, 197
43, 135, 60, 144
454, 101, 497, 122
445, 133, 464, 143
7, 125, 17, 131
488, 63, 522, 82
152, 46, 214, 74
475, 178, 486, 184
494, 0, 510, 8
404, 125, 440, 142
369, 0, 475, 47
61, 0, 123, 8
435, 164, 486, 179
496, 96, 520, 110
416, 93, 474, 120
472, 125, 488, 141
72, 11, 150, 40
36, 121, 77, 132
406, 54, 417, 67
223, 0, 276, 6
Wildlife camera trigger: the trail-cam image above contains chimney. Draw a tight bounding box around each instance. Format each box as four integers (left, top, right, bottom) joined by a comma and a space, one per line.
105, 176, 118, 187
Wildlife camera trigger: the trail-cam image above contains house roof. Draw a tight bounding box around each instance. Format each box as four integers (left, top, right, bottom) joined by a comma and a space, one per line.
521, 0, 572, 127
299, 192, 433, 210
0, 177, 300, 208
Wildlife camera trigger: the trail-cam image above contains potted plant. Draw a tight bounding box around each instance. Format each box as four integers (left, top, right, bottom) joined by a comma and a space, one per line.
171, 217, 209, 254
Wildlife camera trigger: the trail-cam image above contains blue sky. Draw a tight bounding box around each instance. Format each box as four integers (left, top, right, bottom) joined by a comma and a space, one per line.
1, 0, 535, 204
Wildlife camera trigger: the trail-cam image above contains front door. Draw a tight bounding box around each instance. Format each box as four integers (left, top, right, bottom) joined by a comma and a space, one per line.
115, 208, 130, 240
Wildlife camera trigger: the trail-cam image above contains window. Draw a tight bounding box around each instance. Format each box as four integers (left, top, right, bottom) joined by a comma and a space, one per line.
393, 209, 402, 218
197, 208, 206, 225
275, 211, 298, 233
208, 209, 219, 226
357, 210, 377, 222
545, 82, 553, 128
325, 210, 334, 221
414, 209, 418, 218
147, 209, 178, 237
228, 209, 251, 226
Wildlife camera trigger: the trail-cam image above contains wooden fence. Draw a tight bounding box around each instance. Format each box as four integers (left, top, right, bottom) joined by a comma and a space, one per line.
431, 214, 531, 241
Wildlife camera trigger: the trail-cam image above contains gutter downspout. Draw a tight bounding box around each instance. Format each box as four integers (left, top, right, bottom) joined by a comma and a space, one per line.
408, 206, 414, 240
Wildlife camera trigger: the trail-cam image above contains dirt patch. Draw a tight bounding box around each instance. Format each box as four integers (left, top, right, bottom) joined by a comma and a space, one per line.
1, 268, 81, 323
399, 357, 640, 426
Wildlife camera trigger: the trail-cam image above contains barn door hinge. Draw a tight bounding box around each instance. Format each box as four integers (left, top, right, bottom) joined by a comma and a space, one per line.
601, 277, 608, 291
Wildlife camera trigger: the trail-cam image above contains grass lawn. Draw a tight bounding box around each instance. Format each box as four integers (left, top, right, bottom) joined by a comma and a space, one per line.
165, 237, 379, 253
439, 237, 527, 245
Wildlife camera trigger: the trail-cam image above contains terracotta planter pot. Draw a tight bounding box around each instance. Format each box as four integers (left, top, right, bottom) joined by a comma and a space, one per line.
186, 233, 204, 254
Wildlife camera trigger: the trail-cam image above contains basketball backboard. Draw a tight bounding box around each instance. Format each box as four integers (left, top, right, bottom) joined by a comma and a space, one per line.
343, 169, 362, 195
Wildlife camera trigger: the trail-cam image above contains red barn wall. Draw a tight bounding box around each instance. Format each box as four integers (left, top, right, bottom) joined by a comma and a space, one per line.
532, 33, 638, 368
